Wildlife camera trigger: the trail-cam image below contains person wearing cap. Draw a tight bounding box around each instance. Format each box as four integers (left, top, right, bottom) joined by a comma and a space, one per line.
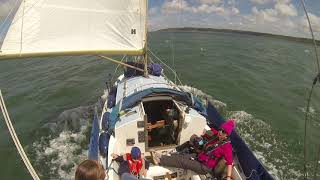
152, 119, 235, 180
111, 147, 150, 179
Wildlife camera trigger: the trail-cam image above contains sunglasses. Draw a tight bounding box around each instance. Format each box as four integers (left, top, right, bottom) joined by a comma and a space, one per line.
219, 129, 227, 135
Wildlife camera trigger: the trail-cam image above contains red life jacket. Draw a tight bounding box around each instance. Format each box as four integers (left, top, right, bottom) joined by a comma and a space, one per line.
126, 153, 143, 175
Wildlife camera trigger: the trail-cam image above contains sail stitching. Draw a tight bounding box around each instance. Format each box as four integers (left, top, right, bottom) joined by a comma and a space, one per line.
19, 0, 26, 55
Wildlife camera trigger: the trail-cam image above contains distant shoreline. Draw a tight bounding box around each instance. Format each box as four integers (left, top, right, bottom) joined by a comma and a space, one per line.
156, 27, 320, 45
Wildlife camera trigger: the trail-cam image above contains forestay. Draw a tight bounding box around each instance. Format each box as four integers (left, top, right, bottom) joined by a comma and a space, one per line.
0, 0, 147, 59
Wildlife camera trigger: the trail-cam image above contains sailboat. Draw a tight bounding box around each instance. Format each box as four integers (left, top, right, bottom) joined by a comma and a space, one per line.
0, 0, 275, 179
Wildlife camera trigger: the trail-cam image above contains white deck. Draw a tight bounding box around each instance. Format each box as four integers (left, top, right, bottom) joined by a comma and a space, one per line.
100, 74, 212, 180
115, 75, 179, 104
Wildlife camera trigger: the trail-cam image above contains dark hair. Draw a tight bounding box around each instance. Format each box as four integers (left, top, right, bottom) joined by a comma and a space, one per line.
75, 160, 105, 180
219, 129, 227, 135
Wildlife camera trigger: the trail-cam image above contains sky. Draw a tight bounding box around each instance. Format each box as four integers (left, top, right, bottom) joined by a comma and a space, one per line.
0, 0, 319, 39
149, 0, 320, 39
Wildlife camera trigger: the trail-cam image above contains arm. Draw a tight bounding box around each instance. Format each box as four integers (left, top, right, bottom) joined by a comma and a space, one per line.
223, 144, 233, 180
226, 165, 232, 180
141, 158, 150, 177
147, 120, 165, 130
111, 153, 125, 162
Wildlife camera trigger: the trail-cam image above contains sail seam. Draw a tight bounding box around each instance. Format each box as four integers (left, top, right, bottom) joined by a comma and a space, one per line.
20, 0, 26, 55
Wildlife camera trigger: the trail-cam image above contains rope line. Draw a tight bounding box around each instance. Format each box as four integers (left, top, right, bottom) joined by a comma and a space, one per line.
0, 90, 40, 180
299, 1, 320, 179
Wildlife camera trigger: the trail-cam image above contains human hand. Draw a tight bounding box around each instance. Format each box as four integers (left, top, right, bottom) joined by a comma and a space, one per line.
141, 169, 147, 176
202, 129, 207, 135
111, 153, 118, 159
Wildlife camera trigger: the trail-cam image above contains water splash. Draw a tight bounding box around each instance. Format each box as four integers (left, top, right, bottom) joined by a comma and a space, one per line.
31, 92, 107, 179
31, 104, 94, 179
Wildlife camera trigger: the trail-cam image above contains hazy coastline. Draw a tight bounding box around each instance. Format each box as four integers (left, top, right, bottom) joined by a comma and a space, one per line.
157, 27, 320, 45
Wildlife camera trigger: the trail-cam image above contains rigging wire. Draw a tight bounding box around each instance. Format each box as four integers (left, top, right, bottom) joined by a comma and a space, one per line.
0, 90, 40, 180
299, 0, 320, 179
147, 48, 183, 85
314, 144, 320, 180
111, 55, 127, 83
300, 0, 320, 73
303, 77, 318, 180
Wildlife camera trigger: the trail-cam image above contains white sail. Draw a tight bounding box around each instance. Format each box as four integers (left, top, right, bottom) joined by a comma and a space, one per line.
0, 0, 147, 59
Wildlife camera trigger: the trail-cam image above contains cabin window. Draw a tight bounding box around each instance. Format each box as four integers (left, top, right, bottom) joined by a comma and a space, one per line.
142, 100, 181, 148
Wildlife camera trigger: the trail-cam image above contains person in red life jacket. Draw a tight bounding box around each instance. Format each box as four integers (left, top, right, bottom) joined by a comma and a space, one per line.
152, 120, 235, 180
111, 147, 150, 179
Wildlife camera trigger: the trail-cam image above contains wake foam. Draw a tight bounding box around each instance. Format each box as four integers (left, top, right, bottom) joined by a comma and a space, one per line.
31, 88, 108, 179
31, 96, 105, 179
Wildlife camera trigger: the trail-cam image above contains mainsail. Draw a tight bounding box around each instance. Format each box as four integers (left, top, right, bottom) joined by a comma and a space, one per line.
0, 0, 147, 59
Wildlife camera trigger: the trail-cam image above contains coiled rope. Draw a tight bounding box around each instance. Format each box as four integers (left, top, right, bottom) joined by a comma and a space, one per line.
0, 90, 40, 180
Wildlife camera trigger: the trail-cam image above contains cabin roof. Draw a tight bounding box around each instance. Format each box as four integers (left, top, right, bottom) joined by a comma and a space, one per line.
116, 75, 178, 104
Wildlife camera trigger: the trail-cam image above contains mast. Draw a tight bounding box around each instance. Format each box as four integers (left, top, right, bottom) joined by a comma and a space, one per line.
143, 0, 149, 77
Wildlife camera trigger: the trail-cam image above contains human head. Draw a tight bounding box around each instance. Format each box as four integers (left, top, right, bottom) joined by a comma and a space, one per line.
75, 160, 105, 180
131, 146, 141, 160
218, 120, 235, 140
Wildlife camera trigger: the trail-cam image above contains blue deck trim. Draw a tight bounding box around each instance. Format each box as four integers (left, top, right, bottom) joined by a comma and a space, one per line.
88, 115, 99, 160
121, 87, 192, 110
206, 102, 274, 180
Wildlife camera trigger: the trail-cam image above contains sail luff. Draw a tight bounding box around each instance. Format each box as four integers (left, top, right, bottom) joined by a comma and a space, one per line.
0, 0, 147, 59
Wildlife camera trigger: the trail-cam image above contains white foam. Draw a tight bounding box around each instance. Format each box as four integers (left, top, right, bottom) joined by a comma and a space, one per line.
33, 103, 96, 179
101, 89, 109, 102
178, 85, 226, 110
300, 106, 315, 114
34, 125, 89, 179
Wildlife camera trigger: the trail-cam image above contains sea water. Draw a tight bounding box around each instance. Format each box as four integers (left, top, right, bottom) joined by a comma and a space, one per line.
0, 31, 319, 180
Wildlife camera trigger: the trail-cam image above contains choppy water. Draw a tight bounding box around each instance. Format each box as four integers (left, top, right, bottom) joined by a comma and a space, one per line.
0, 31, 320, 180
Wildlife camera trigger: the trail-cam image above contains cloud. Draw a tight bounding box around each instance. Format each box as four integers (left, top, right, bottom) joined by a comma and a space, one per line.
194, 4, 225, 14
251, 0, 297, 24
252, 6, 278, 23
149, 7, 159, 16
298, 13, 320, 33
162, 0, 225, 15
197, 0, 223, 4
274, 2, 297, 17
162, 0, 190, 13
249, 0, 273, 5
150, 0, 319, 39
230, 7, 239, 15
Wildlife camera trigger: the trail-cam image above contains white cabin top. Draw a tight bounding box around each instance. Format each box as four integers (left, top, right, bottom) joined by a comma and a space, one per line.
115, 75, 180, 104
